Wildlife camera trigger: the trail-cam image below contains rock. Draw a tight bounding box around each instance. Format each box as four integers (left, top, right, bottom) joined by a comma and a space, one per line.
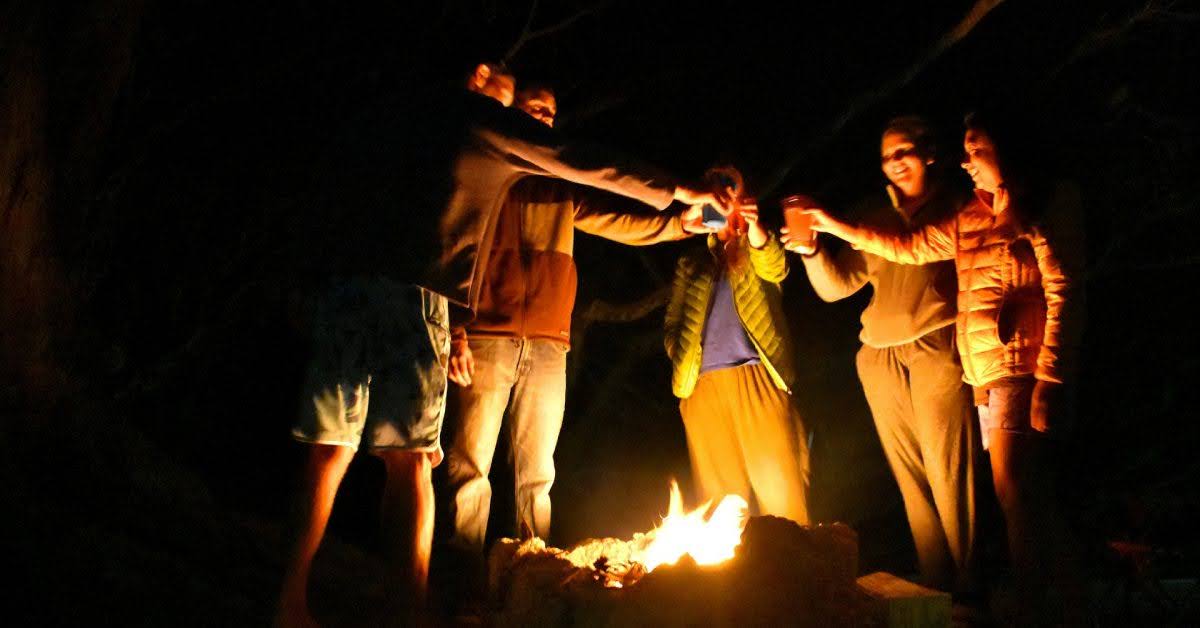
488, 516, 860, 627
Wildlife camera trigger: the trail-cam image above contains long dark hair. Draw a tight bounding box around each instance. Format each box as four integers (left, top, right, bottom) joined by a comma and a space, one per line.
963, 107, 1052, 228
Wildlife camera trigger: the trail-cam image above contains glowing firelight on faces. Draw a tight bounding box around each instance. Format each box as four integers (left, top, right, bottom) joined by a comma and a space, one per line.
640, 480, 749, 572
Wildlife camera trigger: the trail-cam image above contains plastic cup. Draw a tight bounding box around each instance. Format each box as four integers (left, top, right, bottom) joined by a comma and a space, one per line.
781, 194, 819, 249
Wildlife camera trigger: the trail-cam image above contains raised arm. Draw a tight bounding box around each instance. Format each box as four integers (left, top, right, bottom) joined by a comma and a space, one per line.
807, 208, 958, 265
473, 106, 718, 211
746, 234, 789, 284
800, 242, 870, 302
572, 192, 690, 245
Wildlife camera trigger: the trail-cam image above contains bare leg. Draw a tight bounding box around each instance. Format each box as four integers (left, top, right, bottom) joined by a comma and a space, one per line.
276, 443, 356, 628
377, 449, 436, 617
989, 430, 1084, 626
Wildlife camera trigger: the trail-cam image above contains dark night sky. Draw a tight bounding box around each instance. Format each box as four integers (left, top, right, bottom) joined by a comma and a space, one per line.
3, 0, 1199, 624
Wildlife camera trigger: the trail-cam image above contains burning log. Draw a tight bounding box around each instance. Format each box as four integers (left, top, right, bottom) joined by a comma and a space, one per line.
487, 516, 860, 627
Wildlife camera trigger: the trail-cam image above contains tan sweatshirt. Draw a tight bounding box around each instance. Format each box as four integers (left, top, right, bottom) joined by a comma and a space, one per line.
801, 185, 965, 348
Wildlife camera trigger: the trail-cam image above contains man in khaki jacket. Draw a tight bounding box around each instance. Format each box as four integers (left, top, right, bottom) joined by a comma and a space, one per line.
444, 84, 714, 564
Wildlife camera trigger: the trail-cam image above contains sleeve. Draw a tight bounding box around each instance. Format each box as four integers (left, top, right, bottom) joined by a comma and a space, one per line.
572, 192, 688, 244
474, 110, 677, 210
801, 242, 870, 302
1033, 183, 1087, 384
746, 233, 789, 284
663, 258, 690, 363
851, 212, 958, 265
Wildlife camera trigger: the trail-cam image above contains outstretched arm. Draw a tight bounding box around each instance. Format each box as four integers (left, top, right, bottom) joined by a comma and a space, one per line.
798, 240, 870, 302
474, 108, 725, 212
806, 208, 958, 265
572, 193, 715, 244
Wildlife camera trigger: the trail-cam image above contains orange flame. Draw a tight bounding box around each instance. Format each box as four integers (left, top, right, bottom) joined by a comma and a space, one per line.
640, 480, 748, 572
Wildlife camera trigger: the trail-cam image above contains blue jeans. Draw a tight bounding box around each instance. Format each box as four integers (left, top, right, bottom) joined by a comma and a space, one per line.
445, 337, 568, 550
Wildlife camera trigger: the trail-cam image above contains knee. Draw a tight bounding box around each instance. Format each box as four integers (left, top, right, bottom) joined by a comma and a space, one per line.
310, 443, 356, 468
991, 463, 1032, 516
377, 450, 434, 478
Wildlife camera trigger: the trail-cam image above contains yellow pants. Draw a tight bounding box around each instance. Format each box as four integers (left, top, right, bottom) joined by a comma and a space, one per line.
679, 363, 809, 524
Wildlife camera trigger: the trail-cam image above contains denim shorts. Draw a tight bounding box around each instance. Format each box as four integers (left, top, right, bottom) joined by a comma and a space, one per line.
292, 278, 449, 462
976, 376, 1035, 450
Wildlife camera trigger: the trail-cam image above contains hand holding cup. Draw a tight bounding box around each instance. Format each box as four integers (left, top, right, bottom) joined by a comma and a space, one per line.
779, 194, 820, 255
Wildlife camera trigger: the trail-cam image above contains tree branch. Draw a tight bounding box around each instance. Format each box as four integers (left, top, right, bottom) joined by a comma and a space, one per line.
1046, 0, 1194, 80
504, 0, 613, 63
578, 282, 671, 324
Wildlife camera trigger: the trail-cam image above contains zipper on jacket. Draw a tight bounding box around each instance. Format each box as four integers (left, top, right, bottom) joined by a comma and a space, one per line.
728, 266, 791, 396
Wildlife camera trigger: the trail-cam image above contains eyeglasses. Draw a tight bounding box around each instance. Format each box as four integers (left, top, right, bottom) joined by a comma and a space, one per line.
881, 147, 920, 164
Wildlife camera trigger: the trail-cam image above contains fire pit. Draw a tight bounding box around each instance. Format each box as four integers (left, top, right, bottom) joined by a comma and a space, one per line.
487, 483, 860, 627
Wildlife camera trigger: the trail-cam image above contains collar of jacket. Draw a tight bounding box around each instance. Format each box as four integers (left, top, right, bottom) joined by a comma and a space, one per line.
974, 187, 1005, 216
887, 182, 946, 225
704, 232, 752, 261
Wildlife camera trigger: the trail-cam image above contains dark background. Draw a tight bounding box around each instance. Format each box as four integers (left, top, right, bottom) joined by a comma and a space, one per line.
2, 0, 1198, 625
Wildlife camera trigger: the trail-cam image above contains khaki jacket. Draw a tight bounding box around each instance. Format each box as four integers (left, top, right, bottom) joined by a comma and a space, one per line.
664, 234, 796, 398
852, 185, 1085, 386
414, 91, 676, 314
457, 177, 688, 344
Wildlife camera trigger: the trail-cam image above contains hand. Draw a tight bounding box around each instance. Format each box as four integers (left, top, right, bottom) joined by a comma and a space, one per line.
1030, 379, 1064, 434
993, 185, 1010, 215
674, 185, 730, 215
448, 339, 475, 387
680, 203, 718, 235
779, 227, 817, 255
739, 200, 768, 249
803, 208, 859, 244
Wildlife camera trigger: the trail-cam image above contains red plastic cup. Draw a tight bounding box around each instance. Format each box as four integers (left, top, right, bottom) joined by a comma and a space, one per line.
781, 194, 819, 250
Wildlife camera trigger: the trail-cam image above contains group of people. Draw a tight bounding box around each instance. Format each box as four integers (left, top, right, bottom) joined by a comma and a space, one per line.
791, 111, 1087, 624
275, 60, 1086, 627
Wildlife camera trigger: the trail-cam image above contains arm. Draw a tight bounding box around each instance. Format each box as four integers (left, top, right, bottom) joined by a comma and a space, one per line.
746, 233, 789, 284
801, 241, 870, 302
572, 192, 689, 244
1032, 183, 1087, 385
447, 326, 475, 387
474, 109, 679, 210
663, 258, 691, 363
807, 208, 958, 265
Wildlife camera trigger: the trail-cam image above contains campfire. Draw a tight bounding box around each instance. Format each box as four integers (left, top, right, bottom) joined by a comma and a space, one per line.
641, 481, 748, 573
488, 482, 859, 627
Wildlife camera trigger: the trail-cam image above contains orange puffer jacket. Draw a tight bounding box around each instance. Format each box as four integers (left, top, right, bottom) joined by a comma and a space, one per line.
852, 185, 1085, 387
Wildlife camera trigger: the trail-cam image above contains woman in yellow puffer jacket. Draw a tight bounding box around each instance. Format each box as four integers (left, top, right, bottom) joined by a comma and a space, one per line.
663, 195, 809, 525
805, 110, 1087, 625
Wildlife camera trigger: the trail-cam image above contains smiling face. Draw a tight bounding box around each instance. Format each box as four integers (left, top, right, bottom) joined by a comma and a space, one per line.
515, 87, 557, 127
880, 131, 928, 200
961, 128, 1003, 193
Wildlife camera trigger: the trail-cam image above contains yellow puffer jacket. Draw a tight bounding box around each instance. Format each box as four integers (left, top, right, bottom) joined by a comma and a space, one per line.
664, 233, 797, 398
852, 185, 1086, 387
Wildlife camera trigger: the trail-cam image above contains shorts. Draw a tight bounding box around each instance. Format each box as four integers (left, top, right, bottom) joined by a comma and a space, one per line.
292, 278, 450, 463
976, 376, 1035, 450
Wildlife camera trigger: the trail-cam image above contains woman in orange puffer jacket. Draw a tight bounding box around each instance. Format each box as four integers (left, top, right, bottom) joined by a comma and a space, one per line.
805, 110, 1087, 624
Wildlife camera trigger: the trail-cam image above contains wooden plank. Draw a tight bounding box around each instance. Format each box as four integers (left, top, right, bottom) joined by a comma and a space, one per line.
856, 571, 951, 628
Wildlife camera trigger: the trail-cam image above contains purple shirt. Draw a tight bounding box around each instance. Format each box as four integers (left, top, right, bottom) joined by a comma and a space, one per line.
700, 273, 761, 374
